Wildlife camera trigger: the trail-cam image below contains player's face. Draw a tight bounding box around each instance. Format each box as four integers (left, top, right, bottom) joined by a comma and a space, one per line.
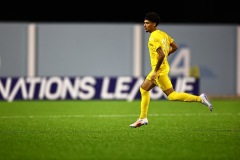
144, 20, 156, 33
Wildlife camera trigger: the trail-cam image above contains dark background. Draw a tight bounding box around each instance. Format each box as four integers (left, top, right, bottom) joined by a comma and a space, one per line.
0, 2, 238, 24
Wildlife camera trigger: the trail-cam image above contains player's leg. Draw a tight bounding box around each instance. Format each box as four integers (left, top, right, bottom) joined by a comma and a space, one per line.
166, 89, 213, 111
166, 88, 201, 102
139, 79, 155, 119
155, 74, 200, 102
157, 74, 213, 111
130, 73, 156, 128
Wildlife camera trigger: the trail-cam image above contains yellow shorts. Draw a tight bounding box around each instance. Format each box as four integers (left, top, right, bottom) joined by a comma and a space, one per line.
146, 70, 173, 91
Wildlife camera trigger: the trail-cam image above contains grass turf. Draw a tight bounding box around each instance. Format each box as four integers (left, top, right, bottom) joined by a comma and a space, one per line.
0, 99, 239, 160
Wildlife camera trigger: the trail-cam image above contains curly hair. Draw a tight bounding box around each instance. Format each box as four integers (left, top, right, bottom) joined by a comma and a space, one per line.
144, 12, 160, 26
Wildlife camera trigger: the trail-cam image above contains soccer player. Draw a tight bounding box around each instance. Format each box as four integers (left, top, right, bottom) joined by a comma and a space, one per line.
130, 12, 213, 128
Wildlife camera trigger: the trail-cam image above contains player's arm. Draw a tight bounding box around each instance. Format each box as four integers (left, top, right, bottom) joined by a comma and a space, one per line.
168, 41, 178, 56
154, 47, 165, 71
151, 47, 165, 80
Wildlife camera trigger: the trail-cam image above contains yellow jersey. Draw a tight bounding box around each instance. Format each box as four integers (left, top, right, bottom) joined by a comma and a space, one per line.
148, 30, 174, 73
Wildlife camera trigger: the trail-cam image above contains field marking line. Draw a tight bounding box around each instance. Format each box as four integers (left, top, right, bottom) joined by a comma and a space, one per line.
0, 113, 239, 119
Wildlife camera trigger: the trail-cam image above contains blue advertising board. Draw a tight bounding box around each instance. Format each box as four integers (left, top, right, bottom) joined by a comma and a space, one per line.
0, 76, 199, 102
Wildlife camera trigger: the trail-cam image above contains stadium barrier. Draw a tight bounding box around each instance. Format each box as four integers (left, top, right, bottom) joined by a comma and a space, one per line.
0, 76, 199, 102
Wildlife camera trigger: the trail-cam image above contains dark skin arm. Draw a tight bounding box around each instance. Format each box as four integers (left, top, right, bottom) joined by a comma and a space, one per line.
168, 41, 178, 56
151, 47, 165, 81
151, 41, 178, 81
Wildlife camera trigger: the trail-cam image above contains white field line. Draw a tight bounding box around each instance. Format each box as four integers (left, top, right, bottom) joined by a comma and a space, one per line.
0, 113, 239, 119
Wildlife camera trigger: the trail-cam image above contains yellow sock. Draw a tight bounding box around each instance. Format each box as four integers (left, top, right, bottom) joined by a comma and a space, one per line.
168, 91, 201, 102
139, 87, 150, 119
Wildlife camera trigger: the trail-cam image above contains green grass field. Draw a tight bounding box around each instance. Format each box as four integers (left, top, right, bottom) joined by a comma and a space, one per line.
0, 99, 239, 160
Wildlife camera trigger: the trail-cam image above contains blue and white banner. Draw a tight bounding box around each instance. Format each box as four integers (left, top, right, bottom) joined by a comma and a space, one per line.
0, 76, 199, 102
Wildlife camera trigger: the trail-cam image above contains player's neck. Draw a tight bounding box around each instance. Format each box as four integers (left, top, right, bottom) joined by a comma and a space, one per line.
150, 28, 157, 33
